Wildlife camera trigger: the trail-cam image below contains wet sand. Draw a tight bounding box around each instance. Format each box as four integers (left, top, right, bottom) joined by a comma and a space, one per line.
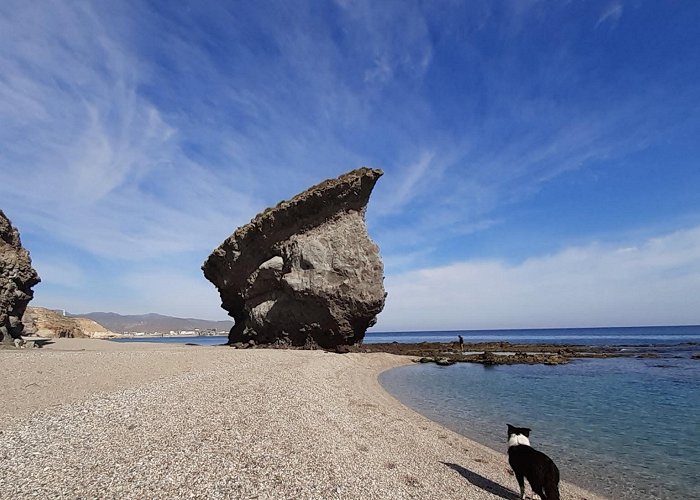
0, 339, 604, 499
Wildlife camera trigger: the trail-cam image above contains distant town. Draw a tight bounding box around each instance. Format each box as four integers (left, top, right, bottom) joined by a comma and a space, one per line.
121, 328, 227, 338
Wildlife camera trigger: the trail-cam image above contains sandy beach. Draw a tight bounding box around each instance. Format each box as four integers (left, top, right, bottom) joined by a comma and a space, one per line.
0, 339, 604, 499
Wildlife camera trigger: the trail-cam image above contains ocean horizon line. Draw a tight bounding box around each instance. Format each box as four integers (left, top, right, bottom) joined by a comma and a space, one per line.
369, 323, 700, 334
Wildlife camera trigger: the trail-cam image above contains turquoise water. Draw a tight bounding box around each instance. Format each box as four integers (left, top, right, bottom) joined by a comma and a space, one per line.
378, 327, 700, 500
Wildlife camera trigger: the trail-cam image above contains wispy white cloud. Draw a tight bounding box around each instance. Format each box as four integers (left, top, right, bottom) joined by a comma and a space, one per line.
378, 225, 700, 331
375, 151, 436, 214
369, 95, 654, 258
335, 0, 433, 85
596, 3, 624, 29
0, 2, 259, 262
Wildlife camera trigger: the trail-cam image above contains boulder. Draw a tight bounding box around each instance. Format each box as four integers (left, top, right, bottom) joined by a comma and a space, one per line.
0, 210, 40, 344
203, 167, 386, 348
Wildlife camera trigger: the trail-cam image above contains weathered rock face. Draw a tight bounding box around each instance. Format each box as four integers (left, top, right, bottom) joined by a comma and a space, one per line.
203, 167, 386, 348
0, 210, 40, 344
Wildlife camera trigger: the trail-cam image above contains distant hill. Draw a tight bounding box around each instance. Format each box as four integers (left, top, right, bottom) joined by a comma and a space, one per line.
71, 312, 233, 334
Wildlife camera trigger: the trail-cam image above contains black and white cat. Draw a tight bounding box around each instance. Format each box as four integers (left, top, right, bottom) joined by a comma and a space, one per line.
507, 424, 560, 500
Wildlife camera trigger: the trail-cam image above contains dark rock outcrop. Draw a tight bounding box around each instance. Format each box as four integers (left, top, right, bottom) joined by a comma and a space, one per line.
0, 210, 40, 344
353, 342, 625, 365
203, 167, 385, 348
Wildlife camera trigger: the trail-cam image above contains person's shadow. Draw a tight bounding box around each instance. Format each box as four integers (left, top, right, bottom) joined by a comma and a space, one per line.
441, 462, 519, 500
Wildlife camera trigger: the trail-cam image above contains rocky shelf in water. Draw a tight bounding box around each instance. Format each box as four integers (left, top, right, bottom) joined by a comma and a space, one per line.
352, 341, 632, 365
224, 339, 646, 365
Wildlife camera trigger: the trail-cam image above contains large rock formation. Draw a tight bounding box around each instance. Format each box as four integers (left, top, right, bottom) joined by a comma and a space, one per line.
0, 210, 40, 344
203, 167, 386, 348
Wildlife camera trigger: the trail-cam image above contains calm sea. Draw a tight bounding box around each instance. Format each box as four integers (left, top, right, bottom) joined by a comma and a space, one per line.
378, 326, 700, 500
113, 326, 700, 499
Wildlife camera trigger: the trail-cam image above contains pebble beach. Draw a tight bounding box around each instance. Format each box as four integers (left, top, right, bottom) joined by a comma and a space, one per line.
0, 339, 604, 499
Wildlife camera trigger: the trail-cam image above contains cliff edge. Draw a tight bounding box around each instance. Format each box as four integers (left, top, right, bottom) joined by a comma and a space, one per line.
0, 210, 40, 344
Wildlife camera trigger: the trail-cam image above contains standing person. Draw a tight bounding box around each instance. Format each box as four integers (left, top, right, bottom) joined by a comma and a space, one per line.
458, 334, 464, 353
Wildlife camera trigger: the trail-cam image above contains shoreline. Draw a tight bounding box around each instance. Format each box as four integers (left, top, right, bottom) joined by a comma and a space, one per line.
1, 339, 604, 499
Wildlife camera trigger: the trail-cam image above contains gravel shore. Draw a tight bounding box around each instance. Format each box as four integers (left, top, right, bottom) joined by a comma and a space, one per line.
0, 339, 604, 499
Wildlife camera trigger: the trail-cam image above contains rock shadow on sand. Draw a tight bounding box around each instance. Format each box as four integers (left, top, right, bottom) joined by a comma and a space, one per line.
441, 462, 519, 500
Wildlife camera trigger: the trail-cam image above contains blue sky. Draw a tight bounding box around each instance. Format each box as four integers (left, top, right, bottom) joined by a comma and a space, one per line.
1, 1, 699, 330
